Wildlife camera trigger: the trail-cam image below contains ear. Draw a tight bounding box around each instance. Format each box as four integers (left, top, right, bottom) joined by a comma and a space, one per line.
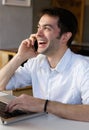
61, 32, 72, 43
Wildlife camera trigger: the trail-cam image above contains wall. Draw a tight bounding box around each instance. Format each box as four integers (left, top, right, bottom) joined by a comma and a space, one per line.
0, 0, 51, 49
0, 0, 89, 49
0, 1, 33, 49
83, 4, 89, 43
32, 0, 51, 33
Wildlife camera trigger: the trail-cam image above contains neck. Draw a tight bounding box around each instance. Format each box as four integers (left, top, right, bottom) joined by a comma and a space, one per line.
47, 47, 68, 68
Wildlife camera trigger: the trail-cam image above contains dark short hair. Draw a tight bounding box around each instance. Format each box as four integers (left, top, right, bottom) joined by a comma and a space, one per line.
40, 7, 78, 47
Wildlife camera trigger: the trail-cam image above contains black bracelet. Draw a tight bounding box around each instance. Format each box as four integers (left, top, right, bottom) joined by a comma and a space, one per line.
44, 100, 49, 112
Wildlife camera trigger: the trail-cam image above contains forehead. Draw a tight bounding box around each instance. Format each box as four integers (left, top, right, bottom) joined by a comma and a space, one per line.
38, 14, 59, 26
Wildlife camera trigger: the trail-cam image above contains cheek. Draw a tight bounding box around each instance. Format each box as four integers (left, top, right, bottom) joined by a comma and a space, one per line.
44, 30, 60, 41
45, 33, 55, 41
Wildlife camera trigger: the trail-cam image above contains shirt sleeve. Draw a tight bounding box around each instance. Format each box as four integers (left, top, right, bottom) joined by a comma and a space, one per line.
78, 60, 89, 104
6, 60, 32, 90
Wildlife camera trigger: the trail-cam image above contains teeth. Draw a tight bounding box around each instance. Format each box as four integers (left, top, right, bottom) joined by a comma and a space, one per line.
38, 41, 46, 44
39, 41, 45, 42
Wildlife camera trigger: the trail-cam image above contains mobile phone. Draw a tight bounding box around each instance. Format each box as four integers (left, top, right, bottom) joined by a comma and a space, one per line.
34, 40, 38, 51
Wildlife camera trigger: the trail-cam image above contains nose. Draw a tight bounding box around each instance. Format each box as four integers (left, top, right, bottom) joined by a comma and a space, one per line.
36, 27, 44, 37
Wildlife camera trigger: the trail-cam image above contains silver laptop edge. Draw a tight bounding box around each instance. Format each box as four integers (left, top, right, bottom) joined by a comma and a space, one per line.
0, 94, 46, 125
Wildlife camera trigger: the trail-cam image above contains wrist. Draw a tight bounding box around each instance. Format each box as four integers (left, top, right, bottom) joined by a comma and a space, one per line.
15, 54, 26, 64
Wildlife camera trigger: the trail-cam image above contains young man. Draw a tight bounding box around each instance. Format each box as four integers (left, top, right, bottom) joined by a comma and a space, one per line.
0, 8, 89, 122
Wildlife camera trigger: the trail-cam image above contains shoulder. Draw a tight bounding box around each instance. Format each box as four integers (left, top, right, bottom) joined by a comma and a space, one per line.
72, 51, 89, 66
64, 49, 89, 70
70, 50, 89, 73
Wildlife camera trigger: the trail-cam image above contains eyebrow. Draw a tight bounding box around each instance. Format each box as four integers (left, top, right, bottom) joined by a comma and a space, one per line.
38, 24, 54, 29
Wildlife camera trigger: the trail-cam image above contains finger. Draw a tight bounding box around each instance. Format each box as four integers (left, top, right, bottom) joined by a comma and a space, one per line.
8, 104, 23, 112
5, 98, 19, 112
28, 34, 37, 46
5, 103, 16, 112
29, 34, 37, 40
22, 39, 32, 47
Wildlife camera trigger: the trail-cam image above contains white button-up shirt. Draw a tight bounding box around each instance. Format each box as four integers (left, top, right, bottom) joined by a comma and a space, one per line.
6, 49, 89, 104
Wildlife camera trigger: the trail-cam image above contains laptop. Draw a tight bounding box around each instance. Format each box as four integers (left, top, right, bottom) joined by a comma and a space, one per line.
0, 93, 45, 125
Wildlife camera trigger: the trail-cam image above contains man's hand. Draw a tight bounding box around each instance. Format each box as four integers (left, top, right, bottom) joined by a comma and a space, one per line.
17, 34, 38, 61
6, 94, 45, 113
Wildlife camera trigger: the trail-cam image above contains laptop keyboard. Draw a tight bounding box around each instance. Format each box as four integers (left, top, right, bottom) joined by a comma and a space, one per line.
0, 101, 27, 119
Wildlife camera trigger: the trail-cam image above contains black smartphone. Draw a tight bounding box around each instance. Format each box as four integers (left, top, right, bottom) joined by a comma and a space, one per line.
34, 40, 38, 51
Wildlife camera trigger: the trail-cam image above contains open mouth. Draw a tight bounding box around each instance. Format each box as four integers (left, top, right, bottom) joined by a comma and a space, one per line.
38, 41, 47, 48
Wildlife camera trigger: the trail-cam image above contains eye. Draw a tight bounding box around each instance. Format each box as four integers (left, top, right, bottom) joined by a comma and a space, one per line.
37, 25, 40, 30
37, 26, 42, 32
44, 26, 52, 31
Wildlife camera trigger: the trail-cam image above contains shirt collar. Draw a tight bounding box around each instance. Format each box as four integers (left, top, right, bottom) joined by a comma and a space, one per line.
39, 48, 72, 73
39, 54, 50, 70
55, 48, 72, 73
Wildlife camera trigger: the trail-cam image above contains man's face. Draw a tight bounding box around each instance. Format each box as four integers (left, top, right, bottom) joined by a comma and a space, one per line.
36, 14, 61, 55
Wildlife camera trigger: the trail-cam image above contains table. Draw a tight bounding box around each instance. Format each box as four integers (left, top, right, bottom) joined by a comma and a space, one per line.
0, 92, 89, 130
